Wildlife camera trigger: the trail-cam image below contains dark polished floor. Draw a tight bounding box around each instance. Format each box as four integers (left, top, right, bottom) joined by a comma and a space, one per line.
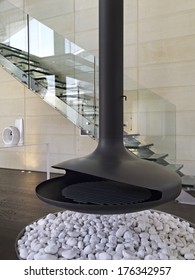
0, 168, 195, 260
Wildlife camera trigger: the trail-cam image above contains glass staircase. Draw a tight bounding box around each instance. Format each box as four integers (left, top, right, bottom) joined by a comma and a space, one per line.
1, 0, 192, 188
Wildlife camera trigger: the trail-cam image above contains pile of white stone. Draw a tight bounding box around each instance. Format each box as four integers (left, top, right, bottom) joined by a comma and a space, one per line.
17, 210, 195, 260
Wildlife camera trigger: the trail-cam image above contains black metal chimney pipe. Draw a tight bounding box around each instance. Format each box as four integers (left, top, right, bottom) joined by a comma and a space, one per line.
99, 0, 124, 147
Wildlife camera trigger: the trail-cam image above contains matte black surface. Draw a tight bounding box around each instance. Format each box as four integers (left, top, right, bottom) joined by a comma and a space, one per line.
36, 170, 179, 215
62, 181, 153, 205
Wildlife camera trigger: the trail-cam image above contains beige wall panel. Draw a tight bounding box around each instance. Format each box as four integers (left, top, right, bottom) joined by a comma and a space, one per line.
139, 61, 195, 89
124, 44, 137, 68
0, 67, 16, 82
8, 0, 23, 8
43, 13, 74, 37
25, 115, 75, 135
25, 96, 58, 116
0, 98, 24, 116
139, 0, 195, 19
140, 36, 195, 66
25, 134, 76, 155
75, 29, 98, 53
23, 0, 74, 20
139, 10, 195, 43
153, 86, 195, 111
138, 112, 175, 136
0, 81, 24, 99
124, 22, 137, 45
75, 0, 98, 11
124, 68, 138, 88
124, 0, 138, 23
177, 136, 195, 160
176, 111, 195, 136
124, 90, 138, 113
75, 8, 98, 33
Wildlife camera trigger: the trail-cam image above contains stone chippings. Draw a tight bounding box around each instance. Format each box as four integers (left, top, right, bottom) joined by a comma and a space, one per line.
17, 210, 195, 260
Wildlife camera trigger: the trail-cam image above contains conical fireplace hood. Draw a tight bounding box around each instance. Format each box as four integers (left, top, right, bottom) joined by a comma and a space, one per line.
36, 0, 181, 214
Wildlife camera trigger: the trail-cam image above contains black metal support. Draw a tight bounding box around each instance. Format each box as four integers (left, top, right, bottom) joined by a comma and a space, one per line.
99, 0, 124, 146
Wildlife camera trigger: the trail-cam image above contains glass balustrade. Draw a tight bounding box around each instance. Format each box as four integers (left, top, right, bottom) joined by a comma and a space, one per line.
0, 0, 176, 162
124, 77, 176, 163
0, 0, 98, 139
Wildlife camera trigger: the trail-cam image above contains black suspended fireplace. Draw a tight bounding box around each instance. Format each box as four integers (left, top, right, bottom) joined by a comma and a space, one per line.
36, 0, 181, 214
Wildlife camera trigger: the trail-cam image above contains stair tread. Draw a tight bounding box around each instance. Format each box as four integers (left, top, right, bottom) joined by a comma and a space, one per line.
123, 133, 140, 138
25, 68, 52, 76
0, 44, 25, 56
139, 153, 168, 160
35, 77, 66, 89
59, 94, 93, 101
23, 66, 50, 73
165, 163, 184, 172
17, 60, 40, 67
181, 175, 195, 186
4, 53, 39, 65
125, 143, 153, 149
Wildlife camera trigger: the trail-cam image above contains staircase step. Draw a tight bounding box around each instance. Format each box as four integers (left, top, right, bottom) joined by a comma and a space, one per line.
123, 133, 140, 138
34, 77, 66, 89
16, 61, 40, 69
82, 112, 99, 117
165, 164, 184, 172
25, 69, 52, 78
181, 175, 195, 187
0, 44, 26, 56
4, 54, 39, 66
58, 94, 93, 102
138, 153, 168, 161
125, 143, 153, 149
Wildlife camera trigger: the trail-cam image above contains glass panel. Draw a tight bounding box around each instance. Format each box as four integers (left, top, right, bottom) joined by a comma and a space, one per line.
138, 87, 176, 162
0, 143, 50, 179
123, 76, 138, 134
0, 0, 98, 140
124, 77, 176, 163
0, 0, 28, 51
28, 16, 98, 138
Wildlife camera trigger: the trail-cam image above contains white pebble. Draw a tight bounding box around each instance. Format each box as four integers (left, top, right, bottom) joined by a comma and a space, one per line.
66, 238, 77, 247
116, 226, 127, 238
184, 253, 194, 260
144, 254, 156, 260
35, 254, 58, 260
116, 244, 124, 253
19, 248, 28, 259
123, 231, 132, 240
83, 245, 92, 255
44, 244, 59, 255
46, 213, 56, 220
62, 249, 77, 259
99, 252, 111, 260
